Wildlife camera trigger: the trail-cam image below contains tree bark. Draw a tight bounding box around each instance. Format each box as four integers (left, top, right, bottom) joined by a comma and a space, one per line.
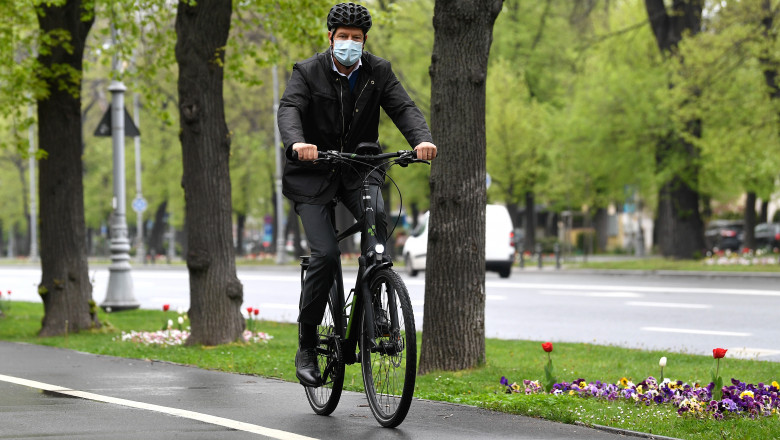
236, 213, 246, 256
36, 0, 97, 336
744, 191, 757, 250
176, 0, 244, 345
145, 201, 168, 262
759, 200, 769, 224
419, 0, 503, 374
644, 0, 705, 258
523, 190, 536, 253
594, 207, 608, 253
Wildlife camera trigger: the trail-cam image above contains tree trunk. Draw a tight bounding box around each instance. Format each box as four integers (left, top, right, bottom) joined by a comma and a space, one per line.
594, 207, 608, 253
744, 191, 757, 250
146, 201, 168, 262
236, 213, 246, 256
36, 0, 97, 336
524, 190, 536, 253
759, 199, 769, 224
419, 0, 503, 374
176, 0, 244, 345
655, 172, 705, 258
644, 0, 705, 259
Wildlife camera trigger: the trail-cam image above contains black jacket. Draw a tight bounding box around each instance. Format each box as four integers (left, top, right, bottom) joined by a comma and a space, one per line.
278, 48, 433, 204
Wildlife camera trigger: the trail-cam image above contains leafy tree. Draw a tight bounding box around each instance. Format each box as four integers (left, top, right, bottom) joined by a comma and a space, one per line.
35, 0, 99, 336
419, 0, 503, 374
175, 0, 244, 345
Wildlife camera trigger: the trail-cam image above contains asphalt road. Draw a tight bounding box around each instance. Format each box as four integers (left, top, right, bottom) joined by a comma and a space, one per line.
3, 264, 779, 361
0, 341, 635, 440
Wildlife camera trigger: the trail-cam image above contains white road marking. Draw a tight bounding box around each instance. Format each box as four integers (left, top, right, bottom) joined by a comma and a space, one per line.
642, 327, 751, 337
486, 295, 506, 301
500, 282, 780, 297
626, 301, 711, 309
726, 347, 780, 359
0, 374, 318, 440
540, 290, 642, 298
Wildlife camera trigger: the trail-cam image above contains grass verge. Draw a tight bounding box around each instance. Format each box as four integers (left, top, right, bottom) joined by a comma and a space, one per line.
568, 257, 780, 273
1, 301, 778, 439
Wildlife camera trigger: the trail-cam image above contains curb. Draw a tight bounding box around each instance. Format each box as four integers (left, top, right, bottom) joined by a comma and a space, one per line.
514, 267, 780, 279
576, 422, 682, 440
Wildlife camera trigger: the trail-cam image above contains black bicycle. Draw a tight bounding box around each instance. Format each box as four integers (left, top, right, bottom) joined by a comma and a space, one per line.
292, 145, 428, 427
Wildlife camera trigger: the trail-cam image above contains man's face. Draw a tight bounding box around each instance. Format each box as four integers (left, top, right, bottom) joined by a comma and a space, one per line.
329, 26, 365, 46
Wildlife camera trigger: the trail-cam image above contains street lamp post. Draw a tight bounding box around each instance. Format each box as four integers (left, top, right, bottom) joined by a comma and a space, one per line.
28, 103, 38, 262
101, 80, 139, 311
132, 92, 146, 263
273, 65, 286, 264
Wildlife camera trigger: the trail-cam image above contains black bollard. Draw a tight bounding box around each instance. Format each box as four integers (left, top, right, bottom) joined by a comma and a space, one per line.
554, 242, 561, 269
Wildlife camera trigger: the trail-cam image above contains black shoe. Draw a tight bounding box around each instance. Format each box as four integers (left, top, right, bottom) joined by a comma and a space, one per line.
295, 348, 322, 387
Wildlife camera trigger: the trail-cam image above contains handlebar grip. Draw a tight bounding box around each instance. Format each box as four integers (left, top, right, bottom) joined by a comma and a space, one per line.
290, 150, 299, 161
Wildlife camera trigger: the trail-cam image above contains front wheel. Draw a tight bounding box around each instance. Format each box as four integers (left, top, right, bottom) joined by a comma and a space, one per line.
304, 283, 345, 415
360, 269, 417, 428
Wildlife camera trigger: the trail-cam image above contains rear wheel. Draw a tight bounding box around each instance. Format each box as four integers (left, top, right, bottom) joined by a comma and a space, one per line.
304, 284, 345, 415
360, 269, 416, 427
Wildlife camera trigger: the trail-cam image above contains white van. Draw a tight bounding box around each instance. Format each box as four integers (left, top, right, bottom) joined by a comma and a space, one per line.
402, 204, 516, 278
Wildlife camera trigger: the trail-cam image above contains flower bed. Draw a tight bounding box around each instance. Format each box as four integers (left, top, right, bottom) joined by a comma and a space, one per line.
501, 376, 779, 419
116, 304, 273, 346
119, 329, 273, 346
501, 343, 780, 420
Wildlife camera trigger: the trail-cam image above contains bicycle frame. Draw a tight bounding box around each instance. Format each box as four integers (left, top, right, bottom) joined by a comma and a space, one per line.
296, 148, 423, 365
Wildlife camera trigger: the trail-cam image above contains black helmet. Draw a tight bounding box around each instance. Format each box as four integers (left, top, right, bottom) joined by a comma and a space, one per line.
327, 2, 372, 33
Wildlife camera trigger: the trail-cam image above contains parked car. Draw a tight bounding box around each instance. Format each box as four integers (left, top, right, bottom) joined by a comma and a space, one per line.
704, 220, 744, 251
402, 205, 516, 278
754, 223, 780, 250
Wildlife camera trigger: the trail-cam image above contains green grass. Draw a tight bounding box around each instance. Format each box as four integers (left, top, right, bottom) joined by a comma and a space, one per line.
1, 301, 778, 439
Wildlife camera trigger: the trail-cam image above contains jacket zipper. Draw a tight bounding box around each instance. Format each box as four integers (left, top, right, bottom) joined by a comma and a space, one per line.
343, 76, 370, 151
339, 79, 345, 152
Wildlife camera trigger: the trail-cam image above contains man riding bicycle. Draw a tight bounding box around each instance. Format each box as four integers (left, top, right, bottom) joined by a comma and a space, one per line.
278, 2, 437, 387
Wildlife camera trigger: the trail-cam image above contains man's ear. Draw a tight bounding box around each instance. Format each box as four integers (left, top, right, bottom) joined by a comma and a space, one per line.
328, 30, 333, 43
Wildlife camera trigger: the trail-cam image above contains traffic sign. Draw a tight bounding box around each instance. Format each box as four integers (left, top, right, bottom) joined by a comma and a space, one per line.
94, 106, 140, 137
132, 196, 148, 213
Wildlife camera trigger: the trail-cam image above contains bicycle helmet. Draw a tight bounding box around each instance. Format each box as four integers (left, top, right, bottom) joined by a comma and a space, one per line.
327, 2, 372, 34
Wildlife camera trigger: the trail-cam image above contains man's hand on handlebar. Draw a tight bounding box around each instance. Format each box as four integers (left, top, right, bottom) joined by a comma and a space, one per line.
413, 142, 437, 161
292, 143, 318, 161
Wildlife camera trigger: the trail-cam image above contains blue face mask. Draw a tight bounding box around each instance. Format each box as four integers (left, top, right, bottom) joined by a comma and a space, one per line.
332, 39, 363, 67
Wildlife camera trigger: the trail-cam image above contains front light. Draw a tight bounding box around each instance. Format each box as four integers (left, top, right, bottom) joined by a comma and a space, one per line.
375, 244, 385, 254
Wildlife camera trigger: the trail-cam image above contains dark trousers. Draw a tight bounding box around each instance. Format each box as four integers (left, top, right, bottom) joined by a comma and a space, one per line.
295, 184, 387, 326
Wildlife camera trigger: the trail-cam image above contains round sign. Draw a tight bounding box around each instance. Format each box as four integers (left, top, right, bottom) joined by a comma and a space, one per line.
132, 196, 148, 213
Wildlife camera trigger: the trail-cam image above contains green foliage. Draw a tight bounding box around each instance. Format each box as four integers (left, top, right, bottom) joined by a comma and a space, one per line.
2, 0, 779, 256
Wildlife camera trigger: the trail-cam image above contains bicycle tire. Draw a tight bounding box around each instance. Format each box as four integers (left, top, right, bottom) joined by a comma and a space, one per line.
360, 268, 417, 427
304, 283, 345, 415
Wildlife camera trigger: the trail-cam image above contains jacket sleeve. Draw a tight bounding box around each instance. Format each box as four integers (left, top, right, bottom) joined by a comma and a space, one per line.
379, 63, 434, 148
277, 64, 310, 159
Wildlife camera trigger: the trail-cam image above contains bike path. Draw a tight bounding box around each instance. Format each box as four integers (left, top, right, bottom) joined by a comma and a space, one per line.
0, 341, 645, 440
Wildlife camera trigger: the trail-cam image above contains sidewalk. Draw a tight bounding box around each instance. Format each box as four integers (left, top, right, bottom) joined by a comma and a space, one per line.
0, 341, 666, 440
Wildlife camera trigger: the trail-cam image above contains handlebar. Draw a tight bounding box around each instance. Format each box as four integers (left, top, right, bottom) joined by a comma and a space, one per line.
290, 148, 429, 166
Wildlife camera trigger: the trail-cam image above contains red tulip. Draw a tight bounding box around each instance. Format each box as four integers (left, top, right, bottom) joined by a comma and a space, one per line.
163, 304, 170, 312
253, 309, 259, 316
542, 342, 553, 353
713, 348, 727, 359
247, 307, 253, 314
